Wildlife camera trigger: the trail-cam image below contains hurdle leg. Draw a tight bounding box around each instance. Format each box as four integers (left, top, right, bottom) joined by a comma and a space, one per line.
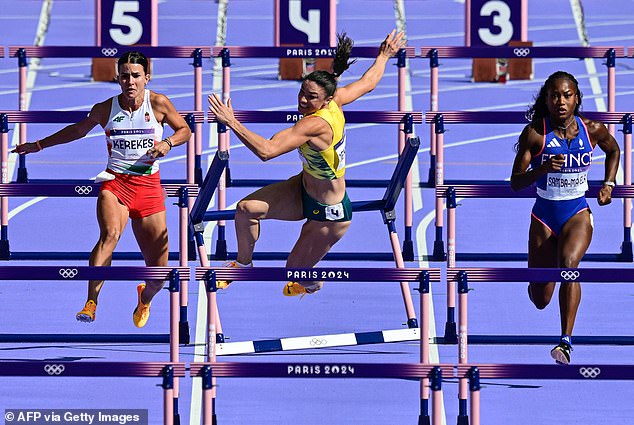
213, 58, 232, 260
17, 52, 28, 183
432, 118, 446, 261
0, 119, 9, 259
457, 272, 469, 425
469, 367, 481, 425
196, 233, 224, 340
178, 188, 191, 345
162, 366, 175, 425
388, 220, 417, 327
427, 50, 439, 187
622, 127, 632, 260
430, 366, 442, 425
168, 272, 181, 424
419, 273, 431, 425
202, 366, 215, 425
204, 272, 219, 425
445, 188, 458, 342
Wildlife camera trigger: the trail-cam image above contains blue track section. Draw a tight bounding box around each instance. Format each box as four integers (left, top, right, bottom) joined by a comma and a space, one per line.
1, 1, 634, 424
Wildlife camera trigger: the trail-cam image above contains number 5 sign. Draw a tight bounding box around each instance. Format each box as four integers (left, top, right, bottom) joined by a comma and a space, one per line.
470, 0, 522, 46
96, 0, 156, 47
93, 0, 156, 81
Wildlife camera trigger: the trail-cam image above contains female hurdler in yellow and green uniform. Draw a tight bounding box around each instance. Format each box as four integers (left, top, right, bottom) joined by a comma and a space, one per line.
208, 30, 406, 295
298, 100, 352, 223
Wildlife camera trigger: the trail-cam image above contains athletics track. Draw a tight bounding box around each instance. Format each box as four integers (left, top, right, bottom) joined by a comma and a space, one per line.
1, 1, 634, 424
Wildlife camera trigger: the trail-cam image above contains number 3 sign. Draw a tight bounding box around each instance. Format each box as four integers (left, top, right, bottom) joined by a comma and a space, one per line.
470, 0, 521, 46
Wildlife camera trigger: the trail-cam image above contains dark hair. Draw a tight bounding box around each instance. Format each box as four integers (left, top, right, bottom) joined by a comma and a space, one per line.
302, 32, 357, 97
526, 70, 583, 124
117, 51, 149, 74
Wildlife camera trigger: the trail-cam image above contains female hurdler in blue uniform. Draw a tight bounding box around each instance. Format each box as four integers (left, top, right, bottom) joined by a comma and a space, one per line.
511, 71, 620, 364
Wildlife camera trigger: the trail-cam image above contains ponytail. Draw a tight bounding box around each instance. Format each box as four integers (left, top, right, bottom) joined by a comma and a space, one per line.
303, 32, 357, 97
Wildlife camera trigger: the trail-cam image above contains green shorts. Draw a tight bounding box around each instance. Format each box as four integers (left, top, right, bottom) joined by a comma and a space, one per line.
301, 186, 352, 222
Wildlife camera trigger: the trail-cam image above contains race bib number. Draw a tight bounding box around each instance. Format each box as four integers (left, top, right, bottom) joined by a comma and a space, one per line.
541, 171, 588, 200
325, 203, 344, 221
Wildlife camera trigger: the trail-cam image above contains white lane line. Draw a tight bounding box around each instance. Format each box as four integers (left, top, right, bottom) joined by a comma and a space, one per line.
189, 1, 227, 423
7, 0, 52, 181
395, 0, 446, 421
570, 0, 607, 112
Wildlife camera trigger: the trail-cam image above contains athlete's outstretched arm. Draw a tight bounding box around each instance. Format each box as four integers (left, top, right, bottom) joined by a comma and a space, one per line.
12, 102, 106, 155
333, 30, 406, 107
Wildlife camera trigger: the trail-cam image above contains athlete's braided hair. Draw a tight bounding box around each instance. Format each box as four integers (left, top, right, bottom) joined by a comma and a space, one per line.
526, 70, 583, 125
117, 51, 149, 74
302, 33, 357, 97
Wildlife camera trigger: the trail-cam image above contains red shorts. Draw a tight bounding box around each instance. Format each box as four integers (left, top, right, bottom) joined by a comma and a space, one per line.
100, 171, 166, 219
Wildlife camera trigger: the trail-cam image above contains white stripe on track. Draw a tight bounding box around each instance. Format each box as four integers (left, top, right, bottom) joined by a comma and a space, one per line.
395, 0, 447, 422
5, 1, 53, 223
189, 1, 227, 423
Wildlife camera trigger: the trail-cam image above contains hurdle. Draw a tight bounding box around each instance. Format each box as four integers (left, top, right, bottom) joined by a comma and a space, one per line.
194, 266, 441, 425
0, 110, 200, 340
189, 136, 422, 341
7, 45, 211, 185
459, 363, 634, 425
207, 110, 422, 260
0, 110, 202, 261
0, 265, 189, 421
434, 181, 634, 346
419, 46, 624, 186
448, 266, 634, 424
212, 45, 419, 259
0, 361, 186, 425
191, 362, 448, 425
427, 111, 633, 262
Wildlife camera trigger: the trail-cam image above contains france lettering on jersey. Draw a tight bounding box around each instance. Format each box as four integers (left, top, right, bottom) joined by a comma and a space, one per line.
104, 90, 163, 175
530, 116, 593, 200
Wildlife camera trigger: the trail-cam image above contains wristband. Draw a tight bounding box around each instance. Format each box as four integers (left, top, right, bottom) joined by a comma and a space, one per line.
163, 138, 173, 149
602, 181, 615, 187
35, 140, 43, 151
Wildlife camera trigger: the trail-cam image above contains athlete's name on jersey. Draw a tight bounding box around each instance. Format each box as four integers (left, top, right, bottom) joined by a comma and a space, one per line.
285, 48, 336, 57
541, 152, 592, 168
286, 270, 350, 280
286, 114, 304, 122
112, 138, 154, 150
287, 364, 355, 376
548, 174, 587, 188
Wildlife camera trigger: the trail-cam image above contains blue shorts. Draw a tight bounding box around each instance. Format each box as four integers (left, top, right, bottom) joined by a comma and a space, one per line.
531, 196, 590, 236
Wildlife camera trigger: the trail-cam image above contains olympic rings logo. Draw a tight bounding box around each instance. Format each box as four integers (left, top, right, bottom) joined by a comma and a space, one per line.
74, 185, 93, 195
560, 270, 580, 281
513, 48, 531, 57
309, 338, 328, 346
579, 367, 601, 379
44, 364, 65, 375
58, 268, 79, 279
101, 48, 118, 57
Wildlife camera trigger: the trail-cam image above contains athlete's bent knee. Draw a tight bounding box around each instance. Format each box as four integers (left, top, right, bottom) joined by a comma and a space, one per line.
236, 199, 263, 219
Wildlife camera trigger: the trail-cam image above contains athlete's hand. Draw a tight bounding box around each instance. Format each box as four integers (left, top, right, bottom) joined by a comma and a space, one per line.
147, 141, 171, 159
598, 184, 613, 206
208, 93, 235, 127
544, 154, 565, 172
11, 141, 41, 155
379, 30, 406, 58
